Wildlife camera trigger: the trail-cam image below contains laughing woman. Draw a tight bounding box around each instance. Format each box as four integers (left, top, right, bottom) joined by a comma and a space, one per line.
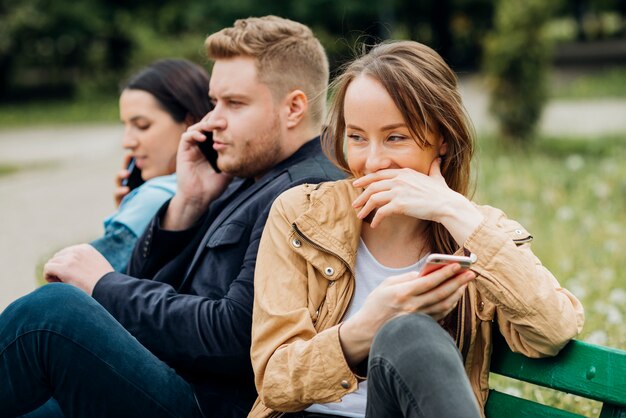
249, 41, 584, 418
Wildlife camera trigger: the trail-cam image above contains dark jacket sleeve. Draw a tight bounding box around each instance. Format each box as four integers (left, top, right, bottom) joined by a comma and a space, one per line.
125, 200, 202, 279
91, 205, 269, 377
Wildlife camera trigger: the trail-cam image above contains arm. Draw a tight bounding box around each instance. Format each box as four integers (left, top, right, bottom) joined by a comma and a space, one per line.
93, 205, 268, 376
90, 223, 137, 272
466, 207, 584, 357
252, 190, 475, 411
251, 196, 355, 411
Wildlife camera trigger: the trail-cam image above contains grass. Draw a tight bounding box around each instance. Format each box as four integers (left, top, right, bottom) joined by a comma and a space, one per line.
550, 66, 626, 100
475, 134, 626, 416
0, 164, 20, 177
0, 96, 119, 128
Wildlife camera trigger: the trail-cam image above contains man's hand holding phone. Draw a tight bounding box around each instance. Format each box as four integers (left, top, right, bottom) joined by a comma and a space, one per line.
163, 119, 232, 230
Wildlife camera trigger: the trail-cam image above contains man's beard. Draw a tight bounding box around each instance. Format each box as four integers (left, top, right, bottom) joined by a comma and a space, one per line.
220, 115, 283, 179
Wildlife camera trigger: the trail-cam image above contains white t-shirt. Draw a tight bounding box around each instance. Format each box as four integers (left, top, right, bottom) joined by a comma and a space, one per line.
305, 239, 422, 417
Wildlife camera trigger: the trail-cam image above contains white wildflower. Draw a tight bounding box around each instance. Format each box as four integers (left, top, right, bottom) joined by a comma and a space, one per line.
565, 154, 584, 171
557, 206, 574, 221
609, 288, 626, 305
585, 330, 608, 345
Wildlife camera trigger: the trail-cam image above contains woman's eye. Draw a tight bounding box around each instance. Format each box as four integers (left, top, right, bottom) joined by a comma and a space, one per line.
348, 134, 365, 142
388, 135, 405, 142
137, 125, 150, 131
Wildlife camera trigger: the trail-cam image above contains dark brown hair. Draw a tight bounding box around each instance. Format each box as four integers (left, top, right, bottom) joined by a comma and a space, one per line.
123, 58, 212, 124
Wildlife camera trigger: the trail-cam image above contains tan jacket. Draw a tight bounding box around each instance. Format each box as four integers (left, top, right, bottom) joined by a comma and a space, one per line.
249, 179, 584, 418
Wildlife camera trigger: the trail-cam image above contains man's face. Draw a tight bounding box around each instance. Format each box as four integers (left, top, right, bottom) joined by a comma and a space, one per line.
208, 56, 285, 179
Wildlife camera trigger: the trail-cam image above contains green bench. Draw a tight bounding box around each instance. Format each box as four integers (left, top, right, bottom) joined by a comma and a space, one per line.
485, 332, 626, 417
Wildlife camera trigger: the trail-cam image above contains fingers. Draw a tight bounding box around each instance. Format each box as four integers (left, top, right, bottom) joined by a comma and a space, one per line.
420, 271, 476, 319
114, 186, 130, 207
352, 169, 401, 189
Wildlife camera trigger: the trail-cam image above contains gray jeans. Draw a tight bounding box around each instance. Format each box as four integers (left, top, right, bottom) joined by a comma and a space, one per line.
365, 313, 481, 418
287, 313, 481, 418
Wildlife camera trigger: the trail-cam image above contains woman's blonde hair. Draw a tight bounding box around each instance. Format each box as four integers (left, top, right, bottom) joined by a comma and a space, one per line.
205, 15, 329, 128
324, 40, 475, 254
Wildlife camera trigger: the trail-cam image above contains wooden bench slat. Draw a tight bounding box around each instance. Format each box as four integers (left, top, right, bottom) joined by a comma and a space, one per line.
490, 333, 626, 407
485, 390, 584, 418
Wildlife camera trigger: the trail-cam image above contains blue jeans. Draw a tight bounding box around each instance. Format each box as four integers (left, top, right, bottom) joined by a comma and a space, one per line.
0, 284, 203, 418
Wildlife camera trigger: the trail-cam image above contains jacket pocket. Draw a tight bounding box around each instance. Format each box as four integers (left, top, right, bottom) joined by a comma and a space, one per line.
206, 222, 248, 248
508, 225, 533, 245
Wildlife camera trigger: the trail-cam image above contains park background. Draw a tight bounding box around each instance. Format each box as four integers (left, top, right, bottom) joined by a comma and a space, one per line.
0, 0, 625, 415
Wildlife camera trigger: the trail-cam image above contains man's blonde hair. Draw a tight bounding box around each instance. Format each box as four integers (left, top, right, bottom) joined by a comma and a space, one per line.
205, 16, 329, 128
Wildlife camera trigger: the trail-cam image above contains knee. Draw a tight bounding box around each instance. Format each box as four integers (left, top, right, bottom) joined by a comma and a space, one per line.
370, 314, 461, 368
1, 284, 95, 333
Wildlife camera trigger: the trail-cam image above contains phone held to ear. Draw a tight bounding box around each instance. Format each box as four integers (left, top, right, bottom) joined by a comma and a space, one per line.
198, 131, 220, 173
416, 253, 476, 277
122, 158, 145, 191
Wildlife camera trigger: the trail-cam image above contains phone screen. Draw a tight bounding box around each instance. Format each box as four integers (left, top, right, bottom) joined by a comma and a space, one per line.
122, 158, 145, 190
198, 131, 220, 173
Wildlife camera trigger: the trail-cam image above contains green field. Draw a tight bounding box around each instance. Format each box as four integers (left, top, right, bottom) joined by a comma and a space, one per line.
476, 134, 626, 416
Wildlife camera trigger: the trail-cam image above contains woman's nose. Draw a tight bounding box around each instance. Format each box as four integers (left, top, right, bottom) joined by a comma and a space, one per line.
121, 128, 138, 149
365, 146, 392, 173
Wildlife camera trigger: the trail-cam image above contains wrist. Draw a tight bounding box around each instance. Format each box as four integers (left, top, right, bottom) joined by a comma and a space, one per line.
437, 193, 484, 246
163, 194, 209, 231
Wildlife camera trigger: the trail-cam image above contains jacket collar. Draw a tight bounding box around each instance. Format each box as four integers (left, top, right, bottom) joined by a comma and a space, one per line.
293, 179, 362, 275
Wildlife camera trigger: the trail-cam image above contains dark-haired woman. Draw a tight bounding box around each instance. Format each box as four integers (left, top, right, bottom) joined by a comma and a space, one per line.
90, 58, 212, 272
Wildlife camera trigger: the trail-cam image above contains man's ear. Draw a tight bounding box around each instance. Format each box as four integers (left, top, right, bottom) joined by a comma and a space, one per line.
284, 90, 308, 129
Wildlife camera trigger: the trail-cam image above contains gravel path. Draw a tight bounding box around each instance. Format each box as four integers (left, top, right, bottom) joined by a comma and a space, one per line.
1, 80, 625, 311
0, 124, 123, 310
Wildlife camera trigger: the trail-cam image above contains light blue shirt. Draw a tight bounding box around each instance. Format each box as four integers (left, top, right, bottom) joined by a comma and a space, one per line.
91, 174, 177, 272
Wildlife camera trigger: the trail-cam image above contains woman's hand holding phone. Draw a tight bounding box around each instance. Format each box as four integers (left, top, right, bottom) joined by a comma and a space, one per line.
338, 260, 476, 366
114, 154, 133, 207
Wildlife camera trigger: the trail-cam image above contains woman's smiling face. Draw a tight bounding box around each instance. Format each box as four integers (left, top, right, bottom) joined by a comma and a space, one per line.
344, 75, 446, 178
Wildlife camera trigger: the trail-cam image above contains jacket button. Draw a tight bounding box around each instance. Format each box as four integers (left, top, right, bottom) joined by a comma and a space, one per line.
478, 301, 485, 311
292, 239, 302, 248
340, 380, 350, 389
324, 267, 334, 276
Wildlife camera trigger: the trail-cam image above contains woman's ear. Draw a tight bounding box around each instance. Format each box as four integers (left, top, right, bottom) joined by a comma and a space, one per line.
438, 135, 448, 157
284, 90, 308, 129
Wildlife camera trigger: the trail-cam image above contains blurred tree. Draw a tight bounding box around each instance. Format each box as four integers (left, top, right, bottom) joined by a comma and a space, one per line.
484, 0, 561, 143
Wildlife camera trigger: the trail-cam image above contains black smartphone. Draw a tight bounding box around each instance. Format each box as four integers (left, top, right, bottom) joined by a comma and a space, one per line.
198, 131, 220, 173
122, 158, 145, 190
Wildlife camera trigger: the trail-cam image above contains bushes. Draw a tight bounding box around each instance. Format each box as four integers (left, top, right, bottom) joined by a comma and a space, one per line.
483, 0, 560, 142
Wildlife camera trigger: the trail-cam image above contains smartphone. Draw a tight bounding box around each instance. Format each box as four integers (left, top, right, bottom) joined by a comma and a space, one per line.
122, 158, 145, 191
198, 131, 220, 173
416, 253, 475, 277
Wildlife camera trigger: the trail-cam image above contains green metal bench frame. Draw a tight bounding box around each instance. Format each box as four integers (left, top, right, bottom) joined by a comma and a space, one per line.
485, 332, 626, 417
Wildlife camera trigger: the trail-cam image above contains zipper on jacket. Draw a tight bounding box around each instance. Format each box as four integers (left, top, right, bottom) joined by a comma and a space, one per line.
292, 224, 354, 277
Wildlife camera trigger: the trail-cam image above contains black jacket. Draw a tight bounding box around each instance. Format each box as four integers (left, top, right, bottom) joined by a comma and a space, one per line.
92, 138, 344, 417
